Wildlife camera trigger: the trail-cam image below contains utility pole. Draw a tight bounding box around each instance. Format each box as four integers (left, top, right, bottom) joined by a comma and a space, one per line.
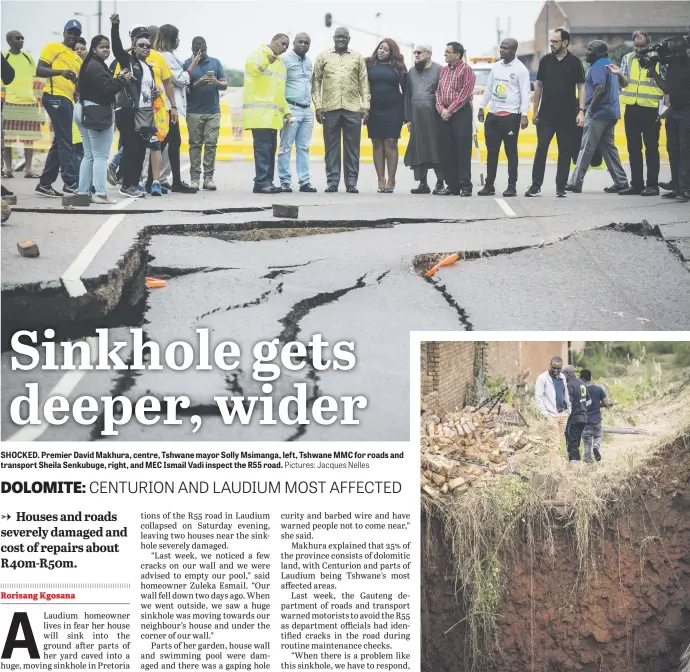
98, 0, 102, 35
544, 0, 550, 57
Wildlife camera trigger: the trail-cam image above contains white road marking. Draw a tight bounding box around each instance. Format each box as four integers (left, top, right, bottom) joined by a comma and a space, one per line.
495, 198, 517, 217
60, 162, 192, 298
6, 337, 98, 442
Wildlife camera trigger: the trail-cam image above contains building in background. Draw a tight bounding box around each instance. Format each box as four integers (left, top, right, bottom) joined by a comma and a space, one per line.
532, 0, 690, 67
420, 341, 584, 415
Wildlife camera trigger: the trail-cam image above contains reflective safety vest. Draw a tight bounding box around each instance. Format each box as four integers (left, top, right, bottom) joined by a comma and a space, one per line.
243, 45, 289, 130
620, 52, 663, 108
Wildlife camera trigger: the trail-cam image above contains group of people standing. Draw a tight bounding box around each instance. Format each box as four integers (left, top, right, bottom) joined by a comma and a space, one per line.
1, 15, 226, 203
535, 357, 610, 463
245, 26, 688, 200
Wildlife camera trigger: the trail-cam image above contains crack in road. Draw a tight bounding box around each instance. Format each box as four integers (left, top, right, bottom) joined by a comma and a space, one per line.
196, 283, 284, 321
262, 269, 296, 279
424, 277, 474, 331
277, 274, 369, 343
147, 266, 239, 279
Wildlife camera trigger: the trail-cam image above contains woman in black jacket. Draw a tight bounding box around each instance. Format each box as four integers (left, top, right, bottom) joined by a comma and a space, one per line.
74, 34, 129, 204
110, 13, 159, 198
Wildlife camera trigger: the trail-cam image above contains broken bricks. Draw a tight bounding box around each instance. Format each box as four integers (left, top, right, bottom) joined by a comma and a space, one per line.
272, 203, 298, 219
1, 200, 11, 223
17, 240, 40, 258
2, 194, 17, 205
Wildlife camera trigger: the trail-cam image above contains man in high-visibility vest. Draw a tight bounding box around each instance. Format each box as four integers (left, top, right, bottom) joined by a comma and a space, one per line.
611, 31, 664, 196
243, 34, 292, 194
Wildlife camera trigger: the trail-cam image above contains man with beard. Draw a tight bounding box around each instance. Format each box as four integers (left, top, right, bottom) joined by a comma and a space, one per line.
648, 36, 690, 201
567, 40, 629, 194
403, 44, 444, 194
527, 28, 585, 198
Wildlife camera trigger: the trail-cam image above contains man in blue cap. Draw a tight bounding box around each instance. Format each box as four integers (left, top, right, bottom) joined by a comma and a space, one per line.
35, 19, 82, 197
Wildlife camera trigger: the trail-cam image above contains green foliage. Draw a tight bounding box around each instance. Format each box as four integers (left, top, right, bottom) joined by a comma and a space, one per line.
223, 68, 244, 87
673, 342, 690, 367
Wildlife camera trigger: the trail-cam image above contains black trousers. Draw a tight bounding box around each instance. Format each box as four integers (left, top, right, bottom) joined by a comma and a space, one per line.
624, 104, 660, 188
251, 128, 278, 188
115, 108, 148, 189
531, 116, 578, 189
566, 422, 585, 461
323, 110, 362, 188
485, 112, 520, 187
147, 113, 182, 188
667, 107, 690, 194
439, 104, 472, 192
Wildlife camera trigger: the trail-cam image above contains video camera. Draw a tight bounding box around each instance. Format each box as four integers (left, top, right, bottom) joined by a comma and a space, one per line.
637, 35, 689, 68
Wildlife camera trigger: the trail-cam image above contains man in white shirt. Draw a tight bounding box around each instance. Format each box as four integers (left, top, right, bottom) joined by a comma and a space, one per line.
477, 38, 530, 197
534, 356, 571, 452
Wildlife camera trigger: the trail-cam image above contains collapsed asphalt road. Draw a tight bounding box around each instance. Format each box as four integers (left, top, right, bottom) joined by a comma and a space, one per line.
2, 164, 689, 441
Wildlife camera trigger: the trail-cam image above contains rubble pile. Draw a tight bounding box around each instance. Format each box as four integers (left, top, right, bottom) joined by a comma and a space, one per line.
420, 404, 541, 498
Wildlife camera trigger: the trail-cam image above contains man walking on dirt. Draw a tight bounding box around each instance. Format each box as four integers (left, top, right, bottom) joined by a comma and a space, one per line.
535, 356, 570, 452
562, 365, 589, 462
580, 368, 610, 463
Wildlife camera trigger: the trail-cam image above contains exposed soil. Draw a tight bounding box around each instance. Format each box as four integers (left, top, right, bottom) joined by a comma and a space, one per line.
422, 432, 690, 672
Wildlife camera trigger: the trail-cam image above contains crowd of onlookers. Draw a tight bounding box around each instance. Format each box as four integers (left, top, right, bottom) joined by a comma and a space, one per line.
1, 15, 225, 203
1, 20, 689, 202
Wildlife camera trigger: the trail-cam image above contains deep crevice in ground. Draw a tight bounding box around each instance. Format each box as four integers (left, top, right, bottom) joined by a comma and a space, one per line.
422, 432, 690, 672
424, 278, 473, 331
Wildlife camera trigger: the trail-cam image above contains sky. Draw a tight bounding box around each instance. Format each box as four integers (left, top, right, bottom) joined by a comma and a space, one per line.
2, 0, 554, 70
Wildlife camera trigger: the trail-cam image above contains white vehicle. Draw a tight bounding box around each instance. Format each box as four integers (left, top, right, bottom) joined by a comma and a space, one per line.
469, 56, 496, 99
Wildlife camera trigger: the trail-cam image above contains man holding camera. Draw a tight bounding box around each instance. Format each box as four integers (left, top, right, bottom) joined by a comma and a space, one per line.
648, 36, 690, 202
613, 31, 664, 196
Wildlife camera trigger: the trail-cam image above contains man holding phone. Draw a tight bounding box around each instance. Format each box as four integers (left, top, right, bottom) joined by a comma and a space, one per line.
184, 37, 227, 191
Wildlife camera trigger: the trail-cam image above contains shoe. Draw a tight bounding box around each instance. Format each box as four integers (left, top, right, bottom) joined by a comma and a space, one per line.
2, 185, 14, 196
91, 195, 117, 205
502, 185, 517, 197
477, 185, 495, 196
62, 183, 78, 194
171, 182, 198, 194
568, 185, 582, 193
254, 186, 279, 194
107, 163, 118, 186
1, 169, 14, 179
35, 184, 63, 198
556, 187, 567, 198
299, 184, 317, 192
640, 186, 659, 197
658, 181, 673, 191
661, 190, 677, 199
324, 185, 338, 193
604, 183, 628, 193
411, 182, 431, 194
436, 188, 455, 196
346, 186, 358, 193
203, 179, 217, 191
280, 184, 293, 192
525, 185, 541, 197
677, 191, 690, 202
139, 182, 147, 193
160, 181, 172, 190
119, 185, 145, 198
618, 185, 643, 195
24, 172, 40, 179
460, 189, 472, 197
565, 184, 574, 192
593, 447, 601, 462
150, 181, 163, 197
432, 180, 445, 195
190, 180, 200, 191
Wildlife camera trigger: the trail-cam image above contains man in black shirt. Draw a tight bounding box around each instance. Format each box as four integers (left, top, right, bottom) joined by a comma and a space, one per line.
527, 28, 585, 198
562, 365, 589, 462
650, 37, 690, 201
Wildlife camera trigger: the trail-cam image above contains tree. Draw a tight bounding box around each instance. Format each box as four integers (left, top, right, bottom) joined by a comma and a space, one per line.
224, 68, 244, 87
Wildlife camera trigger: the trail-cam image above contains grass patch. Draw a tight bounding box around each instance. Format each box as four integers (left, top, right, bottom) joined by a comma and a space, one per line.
423, 415, 690, 671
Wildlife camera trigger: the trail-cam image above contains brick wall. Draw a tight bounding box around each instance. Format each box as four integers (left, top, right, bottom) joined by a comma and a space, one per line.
421, 342, 476, 414
486, 342, 521, 381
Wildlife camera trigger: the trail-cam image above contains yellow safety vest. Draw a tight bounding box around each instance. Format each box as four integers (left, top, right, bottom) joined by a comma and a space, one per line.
620, 52, 663, 108
243, 45, 288, 130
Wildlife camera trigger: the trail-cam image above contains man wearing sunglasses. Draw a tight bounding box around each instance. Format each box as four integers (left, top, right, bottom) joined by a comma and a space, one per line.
404, 44, 445, 194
